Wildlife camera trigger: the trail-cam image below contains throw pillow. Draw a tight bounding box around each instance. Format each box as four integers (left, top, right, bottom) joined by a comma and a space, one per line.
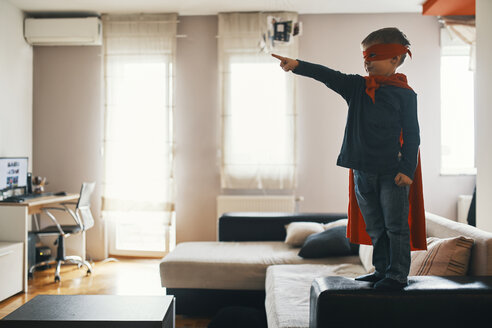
410, 236, 474, 276
323, 218, 348, 230
298, 225, 359, 258
284, 222, 324, 247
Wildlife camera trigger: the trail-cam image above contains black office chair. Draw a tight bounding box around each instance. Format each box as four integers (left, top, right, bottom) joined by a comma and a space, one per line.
29, 182, 95, 282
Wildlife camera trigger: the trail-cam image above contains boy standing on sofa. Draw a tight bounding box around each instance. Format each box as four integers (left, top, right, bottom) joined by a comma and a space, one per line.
273, 27, 426, 290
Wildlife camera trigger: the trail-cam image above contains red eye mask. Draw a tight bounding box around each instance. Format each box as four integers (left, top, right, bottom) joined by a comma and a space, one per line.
363, 43, 412, 61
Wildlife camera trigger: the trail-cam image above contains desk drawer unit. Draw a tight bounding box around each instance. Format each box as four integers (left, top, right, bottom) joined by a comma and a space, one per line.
0, 242, 23, 302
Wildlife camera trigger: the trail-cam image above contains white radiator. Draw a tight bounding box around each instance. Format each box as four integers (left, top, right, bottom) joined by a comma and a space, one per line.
217, 195, 298, 218
457, 194, 473, 224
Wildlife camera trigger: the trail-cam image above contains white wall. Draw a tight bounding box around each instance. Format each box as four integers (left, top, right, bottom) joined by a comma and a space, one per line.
476, 0, 492, 232
0, 0, 32, 163
295, 13, 475, 219
32, 46, 105, 260
175, 16, 221, 242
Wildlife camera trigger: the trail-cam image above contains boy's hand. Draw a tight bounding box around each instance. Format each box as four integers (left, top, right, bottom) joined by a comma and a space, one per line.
394, 173, 413, 187
272, 54, 299, 72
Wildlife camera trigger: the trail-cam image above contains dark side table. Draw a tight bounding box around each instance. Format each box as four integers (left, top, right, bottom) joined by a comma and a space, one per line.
1, 295, 174, 328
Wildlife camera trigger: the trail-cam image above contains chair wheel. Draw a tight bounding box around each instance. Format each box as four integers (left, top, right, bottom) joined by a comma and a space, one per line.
54, 275, 61, 282
86, 269, 92, 275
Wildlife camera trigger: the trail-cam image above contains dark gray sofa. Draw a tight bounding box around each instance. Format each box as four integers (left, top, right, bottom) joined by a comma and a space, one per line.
160, 211, 492, 327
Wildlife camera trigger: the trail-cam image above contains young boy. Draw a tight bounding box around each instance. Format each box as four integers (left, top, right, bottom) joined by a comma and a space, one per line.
273, 27, 426, 290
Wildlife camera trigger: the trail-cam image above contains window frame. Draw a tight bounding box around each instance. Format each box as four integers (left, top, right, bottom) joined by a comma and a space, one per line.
439, 27, 476, 176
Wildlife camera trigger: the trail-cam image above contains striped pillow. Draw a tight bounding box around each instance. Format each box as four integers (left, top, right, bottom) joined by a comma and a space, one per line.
410, 236, 474, 276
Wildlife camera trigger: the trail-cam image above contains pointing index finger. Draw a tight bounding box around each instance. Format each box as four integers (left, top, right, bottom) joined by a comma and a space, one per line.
271, 53, 285, 61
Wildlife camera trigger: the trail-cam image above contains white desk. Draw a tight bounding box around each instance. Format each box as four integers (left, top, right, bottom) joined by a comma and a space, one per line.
0, 194, 79, 292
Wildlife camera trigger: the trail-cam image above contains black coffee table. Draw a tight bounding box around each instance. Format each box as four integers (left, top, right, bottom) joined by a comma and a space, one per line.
1, 295, 174, 327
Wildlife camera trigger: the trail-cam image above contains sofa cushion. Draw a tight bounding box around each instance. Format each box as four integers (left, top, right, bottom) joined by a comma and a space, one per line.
284, 222, 324, 247
358, 244, 375, 273
357, 235, 474, 276
218, 212, 347, 242
410, 236, 474, 276
265, 263, 366, 328
298, 226, 359, 258
425, 212, 492, 275
160, 241, 362, 290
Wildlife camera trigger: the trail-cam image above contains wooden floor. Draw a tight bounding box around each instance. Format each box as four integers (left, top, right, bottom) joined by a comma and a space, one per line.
0, 258, 211, 327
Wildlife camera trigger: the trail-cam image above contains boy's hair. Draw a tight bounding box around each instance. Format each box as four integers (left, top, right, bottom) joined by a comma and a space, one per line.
361, 27, 411, 65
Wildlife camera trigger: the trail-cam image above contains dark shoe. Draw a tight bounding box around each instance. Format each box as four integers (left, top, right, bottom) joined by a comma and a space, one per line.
354, 273, 384, 283
374, 277, 407, 291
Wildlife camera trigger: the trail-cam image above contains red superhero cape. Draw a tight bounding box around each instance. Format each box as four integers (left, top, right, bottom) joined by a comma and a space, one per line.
347, 73, 427, 251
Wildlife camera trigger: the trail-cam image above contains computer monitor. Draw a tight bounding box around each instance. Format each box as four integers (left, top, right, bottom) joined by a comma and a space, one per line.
0, 157, 28, 192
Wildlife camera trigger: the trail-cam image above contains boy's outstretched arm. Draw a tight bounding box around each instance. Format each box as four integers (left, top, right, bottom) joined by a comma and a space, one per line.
272, 54, 299, 72
271, 54, 357, 102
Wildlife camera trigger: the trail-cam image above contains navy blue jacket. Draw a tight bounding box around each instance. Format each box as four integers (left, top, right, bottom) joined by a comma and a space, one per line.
294, 60, 420, 179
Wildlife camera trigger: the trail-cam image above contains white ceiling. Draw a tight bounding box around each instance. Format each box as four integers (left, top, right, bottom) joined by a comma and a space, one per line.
7, 0, 426, 16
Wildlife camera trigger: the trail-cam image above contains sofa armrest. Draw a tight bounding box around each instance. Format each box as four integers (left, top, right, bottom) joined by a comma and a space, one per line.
218, 212, 347, 241
310, 276, 492, 328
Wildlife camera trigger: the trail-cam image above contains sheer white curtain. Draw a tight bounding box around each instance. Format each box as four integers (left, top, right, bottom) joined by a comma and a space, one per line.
102, 14, 176, 256
219, 12, 298, 190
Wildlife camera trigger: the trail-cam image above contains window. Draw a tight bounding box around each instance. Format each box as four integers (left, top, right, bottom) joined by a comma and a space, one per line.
219, 12, 298, 190
104, 59, 173, 254
222, 55, 295, 188
440, 28, 476, 175
102, 14, 176, 257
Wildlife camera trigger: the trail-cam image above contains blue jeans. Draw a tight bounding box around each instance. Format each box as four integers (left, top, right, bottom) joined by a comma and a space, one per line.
353, 169, 410, 283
